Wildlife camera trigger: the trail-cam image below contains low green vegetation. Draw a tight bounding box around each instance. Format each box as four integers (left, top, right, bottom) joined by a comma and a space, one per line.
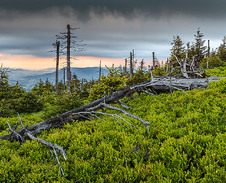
206, 66, 226, 77
0, 74, 225, 182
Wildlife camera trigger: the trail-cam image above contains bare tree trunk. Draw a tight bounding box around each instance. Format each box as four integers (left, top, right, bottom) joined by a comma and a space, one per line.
152, 52, 155, 70
132, 49, 135, 66
67, 24, 71, 94
124, 59, 127, 75
182, 60, 188, 78
63, 67, 66, 91
207, 40, 210, 58
56, 41, 60, 92
99, 60, 101, 83
207, 40, 210, 69
130, 52, 133, 78
140, 59, 144, 70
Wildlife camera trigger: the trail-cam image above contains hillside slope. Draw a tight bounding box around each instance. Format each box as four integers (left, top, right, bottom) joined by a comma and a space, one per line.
0, 77, 225, 182
8, 67, 108, 90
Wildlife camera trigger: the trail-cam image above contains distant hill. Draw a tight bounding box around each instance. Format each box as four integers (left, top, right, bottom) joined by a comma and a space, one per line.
8, 67, 108, 90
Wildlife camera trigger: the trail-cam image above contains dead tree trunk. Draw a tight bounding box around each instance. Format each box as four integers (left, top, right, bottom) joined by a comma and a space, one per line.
124, 59, 127, 75
67, 24, 71, 94
207, 40, 210, 69
166, 58, 169, 72
132, 49, 135, 65
99, 60, 101, 83
55, 41, 60, 92
130, 52, 133, 78
63, 67, 66, 91
140, 59, 144, 70
56, 24, 84, 93
152, 52, 155, 70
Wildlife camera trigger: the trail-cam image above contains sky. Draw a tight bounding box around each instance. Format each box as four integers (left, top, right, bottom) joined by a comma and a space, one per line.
0, 0, 226, 70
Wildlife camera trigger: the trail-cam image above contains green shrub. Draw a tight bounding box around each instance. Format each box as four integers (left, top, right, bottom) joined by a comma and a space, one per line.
0, 100, 16, 118
201, 54, 226, 69
208, 78, 226, 93
42, 93, 83, 118
206, 66, 226, 77
89, 66, 127, 101
0, 72, 225, 182
152, 67, 168, 76
126, 69, 151, 85
13, 92, 44, 113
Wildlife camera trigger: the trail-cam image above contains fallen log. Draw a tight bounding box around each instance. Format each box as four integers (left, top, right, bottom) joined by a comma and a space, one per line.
0, 76, 221, 142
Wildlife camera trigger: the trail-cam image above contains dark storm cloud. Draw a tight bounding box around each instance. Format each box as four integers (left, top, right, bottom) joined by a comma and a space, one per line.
1, 0, 226, 20
0, 35, 52, 56
0, 0, 225, 61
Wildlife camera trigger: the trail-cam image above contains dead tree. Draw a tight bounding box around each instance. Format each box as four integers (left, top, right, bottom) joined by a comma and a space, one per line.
99, 60, 101, 83
140, 59, 144, 70
0, 75, 221, 143
207, 40, 210, 69
132, 49, 135, 64
207, 40, 210, 58
0, 74, 222, 175
49, 41, 62, 92
130, 52, 133, 78
0, 75, 223, 177
56, 24, 85, 94
55, 41, 60, 92
152, 52, 155, 70
172, 52, 206, 78
63, 67, 66, 90
66, 24, 71, 93
124, 58, 127, 75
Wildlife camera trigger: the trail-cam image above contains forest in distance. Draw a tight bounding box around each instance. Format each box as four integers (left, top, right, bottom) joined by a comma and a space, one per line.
0, 27, 226, 182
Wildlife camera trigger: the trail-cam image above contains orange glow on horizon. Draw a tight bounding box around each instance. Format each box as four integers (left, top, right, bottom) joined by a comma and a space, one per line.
0, 54, 124, 70
75, 56, 124, 68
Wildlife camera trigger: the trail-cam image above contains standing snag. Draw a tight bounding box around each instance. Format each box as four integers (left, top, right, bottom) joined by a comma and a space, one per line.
66, 24, 71, 93
56, 24, 85, 94
130, 51, 133, 78
55, 41, 60, 92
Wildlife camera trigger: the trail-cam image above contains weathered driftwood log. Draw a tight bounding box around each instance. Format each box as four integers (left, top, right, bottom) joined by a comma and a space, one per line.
0, 76, 221, 142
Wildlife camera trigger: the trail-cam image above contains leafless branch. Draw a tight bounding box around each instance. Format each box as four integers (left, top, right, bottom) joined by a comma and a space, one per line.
7, 115, 67, 176
118, 100, 134, 110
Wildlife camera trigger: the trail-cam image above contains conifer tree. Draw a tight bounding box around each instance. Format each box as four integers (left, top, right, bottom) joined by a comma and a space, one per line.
193, 28, 207, 66
170, 36, 186, 66
217, 36, 226, 62
0, 65, 10, 99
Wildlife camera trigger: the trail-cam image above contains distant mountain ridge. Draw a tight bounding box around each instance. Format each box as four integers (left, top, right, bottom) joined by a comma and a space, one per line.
8, 67, 108, 90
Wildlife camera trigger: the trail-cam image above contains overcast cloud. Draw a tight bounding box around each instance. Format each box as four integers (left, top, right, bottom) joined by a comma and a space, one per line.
0, 0, 225, 62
